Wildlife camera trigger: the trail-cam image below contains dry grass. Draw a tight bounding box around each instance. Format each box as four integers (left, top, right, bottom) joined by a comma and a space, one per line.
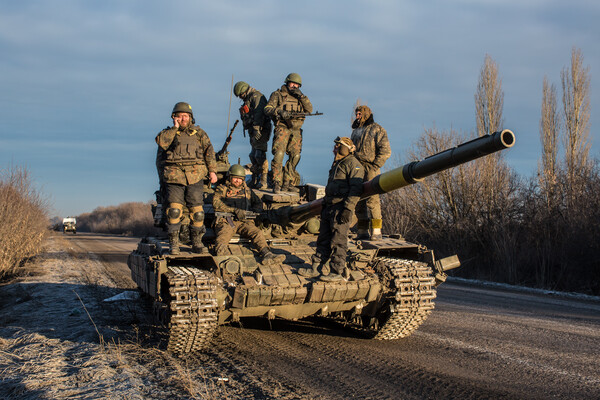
0, 165, 49, 280
77, 202, 160, 237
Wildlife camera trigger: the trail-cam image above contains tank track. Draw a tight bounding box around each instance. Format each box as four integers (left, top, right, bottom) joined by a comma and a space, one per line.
157, 266, 219, 354
372, 257, 436, 340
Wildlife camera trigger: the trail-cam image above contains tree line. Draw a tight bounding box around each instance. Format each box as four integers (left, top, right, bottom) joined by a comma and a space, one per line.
382, 47, 599, 295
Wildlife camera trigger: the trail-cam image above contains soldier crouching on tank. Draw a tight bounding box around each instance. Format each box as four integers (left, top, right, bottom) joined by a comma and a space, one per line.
156, 102, 218, 255
351, 105, 391, 240
263, 73, 313, 194
213, 164, 285, 264
233, 81, 272, 190
299, 137, 364, 281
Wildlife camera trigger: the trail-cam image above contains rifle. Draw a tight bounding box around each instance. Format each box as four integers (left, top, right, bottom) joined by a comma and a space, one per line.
215, 119, 239, 162
215, 210, 262, 227
281, 111, 323, 128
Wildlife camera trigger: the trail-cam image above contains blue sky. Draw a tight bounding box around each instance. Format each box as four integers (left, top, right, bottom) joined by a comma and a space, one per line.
1, 0, 599, 217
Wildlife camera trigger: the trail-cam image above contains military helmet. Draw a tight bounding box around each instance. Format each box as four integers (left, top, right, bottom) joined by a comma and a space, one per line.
285, 73, 302, 86
228, 164, 246, 178
334, 136, 356, 153
172, 102, 193, 116
233, 81, 250, 97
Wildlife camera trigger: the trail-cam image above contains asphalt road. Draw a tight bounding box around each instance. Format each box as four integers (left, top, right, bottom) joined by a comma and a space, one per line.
64, 232, 600, 399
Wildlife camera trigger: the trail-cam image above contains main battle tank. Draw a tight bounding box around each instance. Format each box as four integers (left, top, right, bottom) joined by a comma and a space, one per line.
128, 129, 515, 354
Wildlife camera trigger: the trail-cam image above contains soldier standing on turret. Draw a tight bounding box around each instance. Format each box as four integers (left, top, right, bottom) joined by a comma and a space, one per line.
351, 105, 391, 240
213, 164, 285, 264
233, 81, 272, 190
263, 73, 313, 194
156, 102, 218, 255
299, 137, 364, 281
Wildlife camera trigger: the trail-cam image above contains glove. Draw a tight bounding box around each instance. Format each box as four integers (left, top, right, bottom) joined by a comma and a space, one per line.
279, 109, 291, 120
234, 209, 246, 221
251, 127, 262, 141
338, 208, 353, 224
289, 87, 304, 98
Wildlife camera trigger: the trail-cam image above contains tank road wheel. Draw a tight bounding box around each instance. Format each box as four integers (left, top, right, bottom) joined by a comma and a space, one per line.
369, 257, 437, 340
159, 267, 219, 354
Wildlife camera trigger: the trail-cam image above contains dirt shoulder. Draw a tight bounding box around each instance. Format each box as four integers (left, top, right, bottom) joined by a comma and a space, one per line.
0, 234, 234, 400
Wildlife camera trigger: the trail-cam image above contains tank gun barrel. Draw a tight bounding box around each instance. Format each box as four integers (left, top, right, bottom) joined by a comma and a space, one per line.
282, 129, 515, 224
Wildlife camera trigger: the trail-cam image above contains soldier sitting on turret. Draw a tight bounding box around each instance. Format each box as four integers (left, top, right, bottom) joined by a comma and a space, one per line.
212, 164, 285, 264
299, 137, 364, 281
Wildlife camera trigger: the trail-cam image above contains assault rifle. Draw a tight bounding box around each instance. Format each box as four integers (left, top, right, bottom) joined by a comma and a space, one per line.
281, 111, 323, 128
214, 210, 262, 227
215, 119, 239, 162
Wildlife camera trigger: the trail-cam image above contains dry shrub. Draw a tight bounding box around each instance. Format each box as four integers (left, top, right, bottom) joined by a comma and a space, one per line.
77, 202, 160, 237
0, 165, 49, 279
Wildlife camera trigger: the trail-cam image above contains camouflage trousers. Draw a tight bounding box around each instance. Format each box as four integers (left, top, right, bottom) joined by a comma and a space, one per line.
271, 126, 302, 185
214, 218, 268, 256
312, 203, 350, 275
355, 165, 382, 220
249, 148, 268, 178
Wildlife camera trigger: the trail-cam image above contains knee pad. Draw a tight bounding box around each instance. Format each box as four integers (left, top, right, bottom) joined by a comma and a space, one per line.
289, 154, 301, 169
167, 203, 184, 224
190, 205, 204, 227
273, 151, 285, 164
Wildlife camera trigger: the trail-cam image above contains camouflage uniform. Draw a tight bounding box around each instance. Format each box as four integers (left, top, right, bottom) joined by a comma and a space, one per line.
156, 124, 217, 234
351, 106, 391, 237
263, 84, 313, 187
239, 87, 272, 186
212, 181, 268, 256
312, 149, 364, 275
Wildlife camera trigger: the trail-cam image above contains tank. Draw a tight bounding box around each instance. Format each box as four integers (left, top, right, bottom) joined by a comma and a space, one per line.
128, 129, 516, 354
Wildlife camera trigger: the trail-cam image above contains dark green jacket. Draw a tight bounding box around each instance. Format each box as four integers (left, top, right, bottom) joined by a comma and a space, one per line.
324, 154, 364, 211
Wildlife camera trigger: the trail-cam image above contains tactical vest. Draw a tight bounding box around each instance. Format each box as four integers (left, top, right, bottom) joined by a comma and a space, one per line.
280, 90, 304, 114
220, 185, 250, 211
166, 129, 206, 166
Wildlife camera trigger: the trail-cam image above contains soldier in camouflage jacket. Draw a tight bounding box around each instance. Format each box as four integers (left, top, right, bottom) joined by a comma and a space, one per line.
299, 137, 364, 281
263, 73, 313, 193
212, 164, 285, 264
155, 102, 218, 255
233, 81, 272, 189
351, 105, 391, 240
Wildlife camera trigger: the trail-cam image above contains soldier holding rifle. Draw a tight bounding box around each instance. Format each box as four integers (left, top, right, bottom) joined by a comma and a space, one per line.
212, 164, 285, 264
233, 81, 272, 189
263, 73, 314, 194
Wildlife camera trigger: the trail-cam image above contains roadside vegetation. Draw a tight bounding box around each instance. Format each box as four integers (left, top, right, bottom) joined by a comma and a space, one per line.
0, 165, 49, 280
382, 47, 600, 295
76, 201, 161, 237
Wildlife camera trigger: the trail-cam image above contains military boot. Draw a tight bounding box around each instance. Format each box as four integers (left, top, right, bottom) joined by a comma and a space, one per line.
356, 219, 370, 240
298, 260, 320, 278
281, 181, 290, 192
190, 226, 207, 254
320, 272, 344, 282
168, 231, 180, 255
259, 248, 285, 265
371, 219, 383, 240
273, 181, 281, 194
258, 173, 268, 190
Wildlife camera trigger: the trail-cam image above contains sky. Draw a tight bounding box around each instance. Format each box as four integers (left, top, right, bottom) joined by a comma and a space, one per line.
1, 0, 599, 217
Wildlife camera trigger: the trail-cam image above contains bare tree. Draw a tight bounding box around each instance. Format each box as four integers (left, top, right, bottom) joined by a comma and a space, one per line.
474, 54, 510, 213
538, 76, 560, 207
475, 54, 504, 137
561, 47, 591, 195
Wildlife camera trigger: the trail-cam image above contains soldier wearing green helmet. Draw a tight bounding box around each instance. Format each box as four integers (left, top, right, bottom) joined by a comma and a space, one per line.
156, 102, 218, 255
263, 73, 313, 194
233, 81, 272, 189
212, 164, 285, 264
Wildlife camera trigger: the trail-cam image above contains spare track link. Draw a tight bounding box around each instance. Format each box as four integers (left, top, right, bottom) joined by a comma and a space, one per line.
164, 266, 219, 354
373, 257, 436, 340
